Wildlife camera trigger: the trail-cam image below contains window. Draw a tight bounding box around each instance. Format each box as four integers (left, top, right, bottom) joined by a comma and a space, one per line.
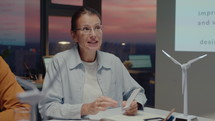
51, 0, 83, 6
102, 0, 156, 107
48, 16, 72, 55
0, 0, 40, 77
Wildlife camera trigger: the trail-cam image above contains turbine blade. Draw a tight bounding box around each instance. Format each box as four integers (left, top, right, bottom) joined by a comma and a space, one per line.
162, 50, 182, 65
187, 54, 207, 64
16, 76, 39, 91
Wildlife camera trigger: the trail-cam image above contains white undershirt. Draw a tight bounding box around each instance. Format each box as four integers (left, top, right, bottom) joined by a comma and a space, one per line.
82, 60, 103, 103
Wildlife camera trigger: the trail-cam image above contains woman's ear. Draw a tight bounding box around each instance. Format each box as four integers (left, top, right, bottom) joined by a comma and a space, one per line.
71, 31, 77, 42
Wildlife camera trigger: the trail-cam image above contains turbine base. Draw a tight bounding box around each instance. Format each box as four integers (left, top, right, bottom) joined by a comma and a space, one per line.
175, 114, 198, 121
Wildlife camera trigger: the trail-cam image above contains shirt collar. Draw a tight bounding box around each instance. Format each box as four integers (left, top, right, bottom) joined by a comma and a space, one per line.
68, 45, 82, 70
69, 45, 111, 70
97, 51, 111, 70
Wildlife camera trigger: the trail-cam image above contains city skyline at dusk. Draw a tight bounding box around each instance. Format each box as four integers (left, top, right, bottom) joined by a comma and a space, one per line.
0, 0, 156, 45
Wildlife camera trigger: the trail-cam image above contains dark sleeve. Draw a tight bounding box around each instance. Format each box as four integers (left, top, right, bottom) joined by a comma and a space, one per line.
137, 102, 143, 110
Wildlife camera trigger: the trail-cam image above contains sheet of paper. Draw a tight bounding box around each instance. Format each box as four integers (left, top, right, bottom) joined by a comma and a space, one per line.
101, 112, 164, 121
89, 107, 122, 120
90, 108, 164, 121
89, 107, 165, 121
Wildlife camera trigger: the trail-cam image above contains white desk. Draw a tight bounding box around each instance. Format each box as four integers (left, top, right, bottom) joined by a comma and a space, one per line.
45, 107, 215, 121
144, 107, 215, 121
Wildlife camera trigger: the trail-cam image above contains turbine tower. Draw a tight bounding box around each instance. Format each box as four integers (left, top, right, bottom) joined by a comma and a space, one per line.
162, 50, 207, 121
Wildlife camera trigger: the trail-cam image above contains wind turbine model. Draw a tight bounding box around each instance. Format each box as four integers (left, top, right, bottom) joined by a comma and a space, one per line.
16, 76, 45, 121
17, 75, 58, 121
162, 50, 207, 121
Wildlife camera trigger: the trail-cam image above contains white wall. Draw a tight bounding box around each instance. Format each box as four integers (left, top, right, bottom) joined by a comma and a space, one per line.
155, 0, 215, 118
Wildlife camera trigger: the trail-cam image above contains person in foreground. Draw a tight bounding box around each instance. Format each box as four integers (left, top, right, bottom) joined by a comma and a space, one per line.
39, 7, 147, 120
0, 56, 30, 121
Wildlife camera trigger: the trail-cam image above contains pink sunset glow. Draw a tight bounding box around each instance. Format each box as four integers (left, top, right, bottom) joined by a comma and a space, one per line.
1, 0, 156, 44
47, 0, 156, 43
102, 0, 156, 43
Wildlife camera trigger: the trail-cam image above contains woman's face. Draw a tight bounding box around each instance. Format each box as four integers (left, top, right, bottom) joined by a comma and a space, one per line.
72, 14, 102, 53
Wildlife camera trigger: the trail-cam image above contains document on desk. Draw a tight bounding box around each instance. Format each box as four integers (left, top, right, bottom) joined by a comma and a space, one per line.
89, 88, 164, 121
89, 107, 165, 121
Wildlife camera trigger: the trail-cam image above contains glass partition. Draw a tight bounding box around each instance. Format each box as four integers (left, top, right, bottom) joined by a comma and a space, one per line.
0, 0, 40, 78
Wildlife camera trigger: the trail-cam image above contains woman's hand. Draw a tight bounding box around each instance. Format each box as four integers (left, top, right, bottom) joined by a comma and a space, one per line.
122, 101, 138, 116
81, 96, 118, 115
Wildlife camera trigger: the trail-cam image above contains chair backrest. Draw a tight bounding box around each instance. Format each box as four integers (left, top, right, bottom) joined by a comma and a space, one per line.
42, 56, 53, 71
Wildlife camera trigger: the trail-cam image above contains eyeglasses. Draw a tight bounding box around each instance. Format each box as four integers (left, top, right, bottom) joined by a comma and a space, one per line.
75, 25, 103, 34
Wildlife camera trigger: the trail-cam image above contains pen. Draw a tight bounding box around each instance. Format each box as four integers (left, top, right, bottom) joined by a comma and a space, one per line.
122, 88, 141, 111
163, 108, 175, 121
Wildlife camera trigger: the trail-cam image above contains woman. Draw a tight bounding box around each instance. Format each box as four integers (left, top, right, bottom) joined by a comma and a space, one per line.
39, 7, 147, 120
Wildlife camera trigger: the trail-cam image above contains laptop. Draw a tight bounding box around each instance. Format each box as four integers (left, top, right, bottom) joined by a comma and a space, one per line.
128, 54, 152, 69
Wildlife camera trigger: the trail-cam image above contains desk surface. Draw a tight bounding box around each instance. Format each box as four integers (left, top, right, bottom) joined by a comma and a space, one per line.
45, 107, 215, 121
144, 107, 215, 121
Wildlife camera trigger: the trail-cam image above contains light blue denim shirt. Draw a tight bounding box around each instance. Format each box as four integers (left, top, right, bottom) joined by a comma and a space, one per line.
38, 45, 147, 120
